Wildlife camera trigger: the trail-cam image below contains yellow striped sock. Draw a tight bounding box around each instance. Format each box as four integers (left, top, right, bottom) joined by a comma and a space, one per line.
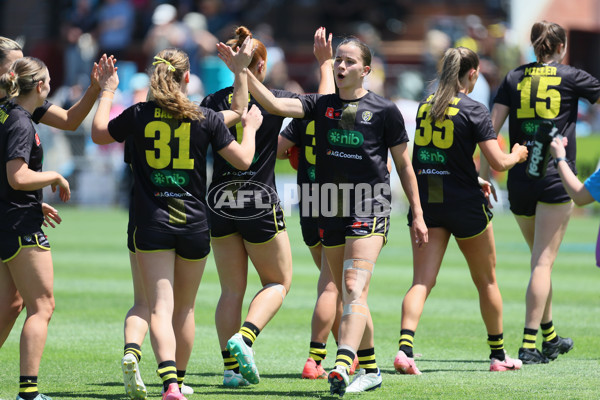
177, 370, 186, 389
222, 350, 239, 372
522, 328, 538, 349
334, 348, 355, 372
240, 322, 260, 346
309, 342, 327, 364
124, 343, 142, 362
541, 321, 558, 342
19, 376, 38, 398
399, 329, 415, 357
157, 361, 178, 390
357, 348, 378, 374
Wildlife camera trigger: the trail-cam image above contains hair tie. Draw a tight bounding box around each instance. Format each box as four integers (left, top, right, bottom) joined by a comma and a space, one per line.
153, 56, 176, 72
10, 71, 14, 77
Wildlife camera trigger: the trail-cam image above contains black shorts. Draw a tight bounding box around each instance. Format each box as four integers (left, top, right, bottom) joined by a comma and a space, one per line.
133, 227, 211, 261
319, 216, 389, 248
0, 230, 50, 262
300, 216, 320, 248
210, 203, 286, 244
408, 197, 493, 239
508, 174, 571, 217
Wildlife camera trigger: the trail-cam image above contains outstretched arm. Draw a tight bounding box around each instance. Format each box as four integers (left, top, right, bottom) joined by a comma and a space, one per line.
314, 27, 335, 95
216, 42, 304, 117
478, 139, 527, 172
222, 36, 254, 127
39, 55, 114, 130
91, 55, 119, 145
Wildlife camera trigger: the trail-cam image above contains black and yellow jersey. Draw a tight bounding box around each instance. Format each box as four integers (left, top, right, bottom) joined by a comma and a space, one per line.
494, 62, 600, 180
0, 102, 44, 233
280, 118, 317, 186
280, 118, 317, 218
108, 101, 235, 233
412, 92, 496, 204
201, 86, 299, 206
300, 91, 408, 218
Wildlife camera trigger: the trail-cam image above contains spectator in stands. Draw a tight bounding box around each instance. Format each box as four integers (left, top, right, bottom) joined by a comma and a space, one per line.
95, 0, 135, 60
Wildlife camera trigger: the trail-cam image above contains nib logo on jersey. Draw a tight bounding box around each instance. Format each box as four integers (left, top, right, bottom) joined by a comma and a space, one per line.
151, 170, 190, 187
328, 129, 364, 148
207, 180, 279, 220
326, 129, 364, 160
417, 148, 447, 165
152, 170, 193, 198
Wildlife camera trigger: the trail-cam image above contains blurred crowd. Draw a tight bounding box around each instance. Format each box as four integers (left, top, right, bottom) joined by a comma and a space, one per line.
5, 0, 599, 205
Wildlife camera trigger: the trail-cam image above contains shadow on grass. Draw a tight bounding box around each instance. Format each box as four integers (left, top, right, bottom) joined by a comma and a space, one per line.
418, 359, 488, 363
380, 358, 489, 375
46, 392, 124, 400
179, 388, 337, 398
187, 371, 302, 379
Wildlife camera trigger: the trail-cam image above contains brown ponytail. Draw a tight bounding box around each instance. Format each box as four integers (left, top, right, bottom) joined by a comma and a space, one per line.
530, 21, 566, 63
429, 47, 478, 124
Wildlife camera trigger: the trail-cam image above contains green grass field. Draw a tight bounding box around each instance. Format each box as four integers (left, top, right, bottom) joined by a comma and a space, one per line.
1, 207, 599, 400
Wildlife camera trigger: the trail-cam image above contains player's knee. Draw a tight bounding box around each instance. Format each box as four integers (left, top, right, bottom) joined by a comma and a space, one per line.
220, 283, 248, 301
341, 259, 373, 316
263, 282, 288, 300
412, 275, 437, 292
342, 259, 373, 300
30, 295, 55, 322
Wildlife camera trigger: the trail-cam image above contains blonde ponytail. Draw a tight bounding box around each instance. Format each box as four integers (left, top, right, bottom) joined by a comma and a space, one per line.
429, 47, 479, 124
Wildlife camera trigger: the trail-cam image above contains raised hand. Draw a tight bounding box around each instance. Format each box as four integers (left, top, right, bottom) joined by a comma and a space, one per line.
216, 42, 236, 73
314, 27, 333, 65
98, 54, 119, 92
231, 36, 256, 73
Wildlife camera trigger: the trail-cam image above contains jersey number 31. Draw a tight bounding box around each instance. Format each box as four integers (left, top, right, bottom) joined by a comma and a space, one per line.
145, 121, 195, 170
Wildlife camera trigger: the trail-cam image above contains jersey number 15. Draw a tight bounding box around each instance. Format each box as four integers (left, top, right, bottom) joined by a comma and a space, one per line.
517, 76, 562, 119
